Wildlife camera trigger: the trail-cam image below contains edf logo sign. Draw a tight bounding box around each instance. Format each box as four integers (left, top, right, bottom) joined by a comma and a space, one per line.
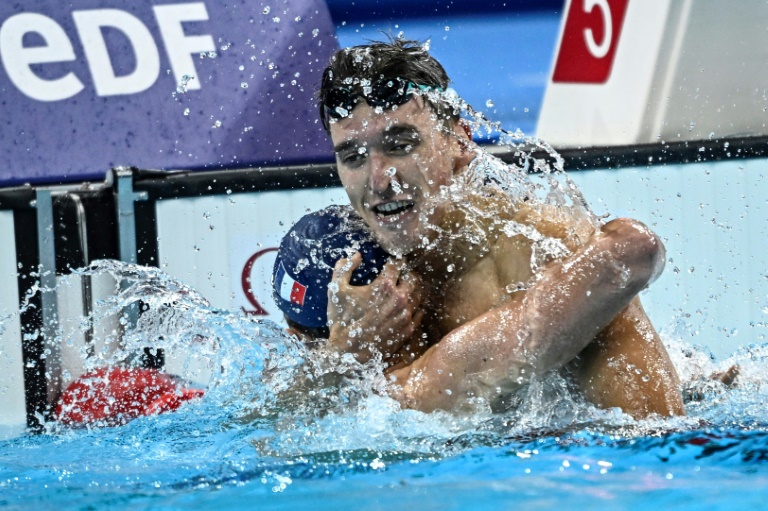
0, 0, 337, 187
552, 0, 629, 83
0, 3, 214, 101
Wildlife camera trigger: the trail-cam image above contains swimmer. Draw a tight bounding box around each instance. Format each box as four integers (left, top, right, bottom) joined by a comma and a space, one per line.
307, 37, 684, 417
272, 204, 425, 368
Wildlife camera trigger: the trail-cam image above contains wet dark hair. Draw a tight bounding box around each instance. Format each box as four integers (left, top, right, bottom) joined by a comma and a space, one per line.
319, 37, 459, 132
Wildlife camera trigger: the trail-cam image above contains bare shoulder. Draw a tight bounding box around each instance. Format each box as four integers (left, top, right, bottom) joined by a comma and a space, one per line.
511, 202, 596, 251
486, 199, 596, 291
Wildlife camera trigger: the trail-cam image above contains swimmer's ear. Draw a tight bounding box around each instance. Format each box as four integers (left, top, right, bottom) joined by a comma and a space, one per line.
286, 326, 302, 338
453, 119, 475, 168
286, 326, 311, 342
457, 118, 472, 140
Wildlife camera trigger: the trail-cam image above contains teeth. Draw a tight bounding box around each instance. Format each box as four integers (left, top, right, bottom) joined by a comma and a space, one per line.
375, 200, 412, 215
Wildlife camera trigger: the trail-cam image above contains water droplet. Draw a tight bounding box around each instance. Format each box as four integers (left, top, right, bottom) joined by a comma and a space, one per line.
183, 108, 190, 116
241, 82, 249, 89
176, 75, 194, 94
485, 99, 494, 108
262, 6, 270, 14
446, 264, 455, 273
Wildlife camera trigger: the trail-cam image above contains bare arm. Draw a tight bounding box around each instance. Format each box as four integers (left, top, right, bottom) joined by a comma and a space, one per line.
504, 202, 684, 418
573, 298, 684, 417
388, 218, 667, 413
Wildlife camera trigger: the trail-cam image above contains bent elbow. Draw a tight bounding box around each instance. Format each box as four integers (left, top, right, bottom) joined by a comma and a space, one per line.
601, 218, 666, 291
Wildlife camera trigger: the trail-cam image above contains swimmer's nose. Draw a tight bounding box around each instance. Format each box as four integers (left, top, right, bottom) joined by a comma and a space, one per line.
368, 152, 397, 195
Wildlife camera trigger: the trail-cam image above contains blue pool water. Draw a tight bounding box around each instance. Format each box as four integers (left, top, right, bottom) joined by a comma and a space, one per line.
2, 264, 768, 510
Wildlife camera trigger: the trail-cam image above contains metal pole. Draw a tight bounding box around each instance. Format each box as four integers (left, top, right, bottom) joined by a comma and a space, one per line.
113, 167, 152, 365
68, 194, 95, 357
114, 167, 147, 265
34, 189, 60, 407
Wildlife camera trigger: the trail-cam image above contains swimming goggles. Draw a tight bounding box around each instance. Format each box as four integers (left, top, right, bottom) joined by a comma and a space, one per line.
322, 77, 441, 130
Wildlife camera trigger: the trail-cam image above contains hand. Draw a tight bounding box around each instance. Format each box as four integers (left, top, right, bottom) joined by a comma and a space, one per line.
326, 253, 424, 365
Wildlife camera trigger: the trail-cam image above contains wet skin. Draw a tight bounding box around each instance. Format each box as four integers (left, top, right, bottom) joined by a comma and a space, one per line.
330, 97, 474, 256
327, 97, 685, 417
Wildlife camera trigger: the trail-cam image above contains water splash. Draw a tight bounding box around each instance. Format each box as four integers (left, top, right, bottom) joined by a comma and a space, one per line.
3, 260, 768, 508
394, 85, 603, 283
4, 73, 768, 510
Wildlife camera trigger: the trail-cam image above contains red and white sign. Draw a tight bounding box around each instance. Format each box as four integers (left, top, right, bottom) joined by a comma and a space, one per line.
538, 0, 672, 146
552, 0, 630, 84
240, 247, 278, 315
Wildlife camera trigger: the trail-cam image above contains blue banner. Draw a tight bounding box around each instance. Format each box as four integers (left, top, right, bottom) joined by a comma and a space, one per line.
0, 0, 338, 186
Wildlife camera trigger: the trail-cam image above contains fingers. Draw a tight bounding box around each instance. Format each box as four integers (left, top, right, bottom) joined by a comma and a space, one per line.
333, 252, 363, 286
327, 254, 424, 358
389, 298, 424, 337
411, 309, 425, 330
380, 259, 402, 279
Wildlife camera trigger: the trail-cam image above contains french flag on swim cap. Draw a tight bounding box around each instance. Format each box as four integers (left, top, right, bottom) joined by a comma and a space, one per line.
279, 262, 307, 306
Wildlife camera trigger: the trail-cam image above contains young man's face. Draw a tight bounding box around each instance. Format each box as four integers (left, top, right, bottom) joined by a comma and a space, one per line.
329, 97, 472, 255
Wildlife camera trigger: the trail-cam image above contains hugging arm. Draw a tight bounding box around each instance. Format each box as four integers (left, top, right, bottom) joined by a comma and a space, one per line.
387, 218, 669, 413
572, 298, 684, 418
506, 204, 685, 418
325, 253, 424, 366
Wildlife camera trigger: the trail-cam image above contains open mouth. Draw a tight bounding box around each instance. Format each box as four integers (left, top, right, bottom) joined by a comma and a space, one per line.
373, 200, 414, 219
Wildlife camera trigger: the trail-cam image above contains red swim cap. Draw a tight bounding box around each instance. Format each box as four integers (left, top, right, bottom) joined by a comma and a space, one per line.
56, 367, 204, 427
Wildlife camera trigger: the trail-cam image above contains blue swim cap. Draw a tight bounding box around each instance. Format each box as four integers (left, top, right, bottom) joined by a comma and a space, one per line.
272, 205, 389, 329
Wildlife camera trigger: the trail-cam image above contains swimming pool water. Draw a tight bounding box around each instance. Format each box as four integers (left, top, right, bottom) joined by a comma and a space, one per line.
2, 263, 767, 510
3, 411, 768, 510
